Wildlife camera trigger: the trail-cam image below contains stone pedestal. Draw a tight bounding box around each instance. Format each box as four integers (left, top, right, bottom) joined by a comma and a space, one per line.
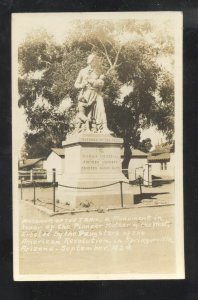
57, 133, 134, 209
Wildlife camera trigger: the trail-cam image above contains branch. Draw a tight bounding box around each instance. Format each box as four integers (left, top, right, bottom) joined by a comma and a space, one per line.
105, 39, 117, 54
113, 44, 123, 68
88, 42, 99, 51
98, 39, 113, 68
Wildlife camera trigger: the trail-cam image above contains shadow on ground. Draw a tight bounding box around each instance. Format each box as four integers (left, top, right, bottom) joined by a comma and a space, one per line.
152, 179, 174, 187
134, 192, 169, 204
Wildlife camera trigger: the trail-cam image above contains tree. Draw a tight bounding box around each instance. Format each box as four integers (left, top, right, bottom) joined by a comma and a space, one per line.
18, 30, 88, 158
151, 71, 174, 141
138, 138, 152, 153
18, 20, 174, 162
66, 20, 174, 169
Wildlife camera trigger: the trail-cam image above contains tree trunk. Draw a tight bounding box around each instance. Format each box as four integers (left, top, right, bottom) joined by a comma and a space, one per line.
122, 142, 131, 179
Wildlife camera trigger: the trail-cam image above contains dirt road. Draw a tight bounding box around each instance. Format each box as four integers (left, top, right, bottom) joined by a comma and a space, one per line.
18, 200, 175, 276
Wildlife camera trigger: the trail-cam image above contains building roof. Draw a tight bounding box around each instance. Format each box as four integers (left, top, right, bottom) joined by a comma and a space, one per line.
131, 148, 148, 157
148, 152, 170, 162
51, 148, 65, 157
121, 147, 147, 158
19, 158, 44, 169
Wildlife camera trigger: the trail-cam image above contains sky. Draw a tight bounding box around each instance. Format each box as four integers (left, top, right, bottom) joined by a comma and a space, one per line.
12, 12, 175, 45
13, 12, 175, 157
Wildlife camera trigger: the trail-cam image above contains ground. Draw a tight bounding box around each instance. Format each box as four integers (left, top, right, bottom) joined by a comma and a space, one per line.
18, 183, 176, 277
19, 182, 175, 212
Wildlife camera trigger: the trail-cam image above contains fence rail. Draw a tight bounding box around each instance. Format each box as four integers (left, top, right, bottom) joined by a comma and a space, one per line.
18, 169, 47, 181
20, 168, 145, 213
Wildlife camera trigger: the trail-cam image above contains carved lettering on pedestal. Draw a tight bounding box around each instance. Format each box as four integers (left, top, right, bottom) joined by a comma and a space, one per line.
81, 151, 121, 173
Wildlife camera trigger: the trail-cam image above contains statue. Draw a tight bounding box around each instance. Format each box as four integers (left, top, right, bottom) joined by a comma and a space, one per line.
74, 54, 112, 134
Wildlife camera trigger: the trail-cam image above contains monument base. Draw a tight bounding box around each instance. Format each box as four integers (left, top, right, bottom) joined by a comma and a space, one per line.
57, 178, 134, 210
57, 133, 134, 209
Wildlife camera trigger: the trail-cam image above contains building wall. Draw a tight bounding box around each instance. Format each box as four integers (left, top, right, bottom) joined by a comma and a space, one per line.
149, 154, 175, 179
43, 152, 64, 182
169, 152, 175, 178
128, 157, 148, 181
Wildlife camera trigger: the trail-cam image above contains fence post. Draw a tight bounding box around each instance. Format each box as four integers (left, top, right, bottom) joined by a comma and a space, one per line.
52, 168, 56, 213
30, 169, 33, 182
52, 168, 56, 183
143, 169, 145, 186
138, 176, 142, 194
119, 181, 124, 208
33, 181, 36, 205
148, 164, 151, 187
21, 177, 23, 200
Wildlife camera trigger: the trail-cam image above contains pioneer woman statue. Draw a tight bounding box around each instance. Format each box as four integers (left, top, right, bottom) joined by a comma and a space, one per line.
74, 53, 112, 134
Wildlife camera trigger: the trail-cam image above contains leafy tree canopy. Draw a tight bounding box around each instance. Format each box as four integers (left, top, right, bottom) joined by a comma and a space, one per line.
18, 20, 174, 160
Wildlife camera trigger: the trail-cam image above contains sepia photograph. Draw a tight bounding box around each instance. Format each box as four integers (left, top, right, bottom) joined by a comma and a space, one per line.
12, 12, 183, 280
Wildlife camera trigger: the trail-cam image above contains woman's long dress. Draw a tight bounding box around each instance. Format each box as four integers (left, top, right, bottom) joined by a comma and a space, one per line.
74, 66, 107, 130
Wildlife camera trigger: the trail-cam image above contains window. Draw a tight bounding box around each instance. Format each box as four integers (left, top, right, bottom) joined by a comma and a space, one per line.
161, 162, 167, 170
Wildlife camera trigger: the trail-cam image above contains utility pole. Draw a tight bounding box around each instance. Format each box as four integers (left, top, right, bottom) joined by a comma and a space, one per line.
145, 163, 151, 186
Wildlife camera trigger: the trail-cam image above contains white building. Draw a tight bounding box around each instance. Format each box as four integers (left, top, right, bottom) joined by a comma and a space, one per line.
43, 148, 65, 182
127, 149, 151, 185
147, 145, 175, 180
